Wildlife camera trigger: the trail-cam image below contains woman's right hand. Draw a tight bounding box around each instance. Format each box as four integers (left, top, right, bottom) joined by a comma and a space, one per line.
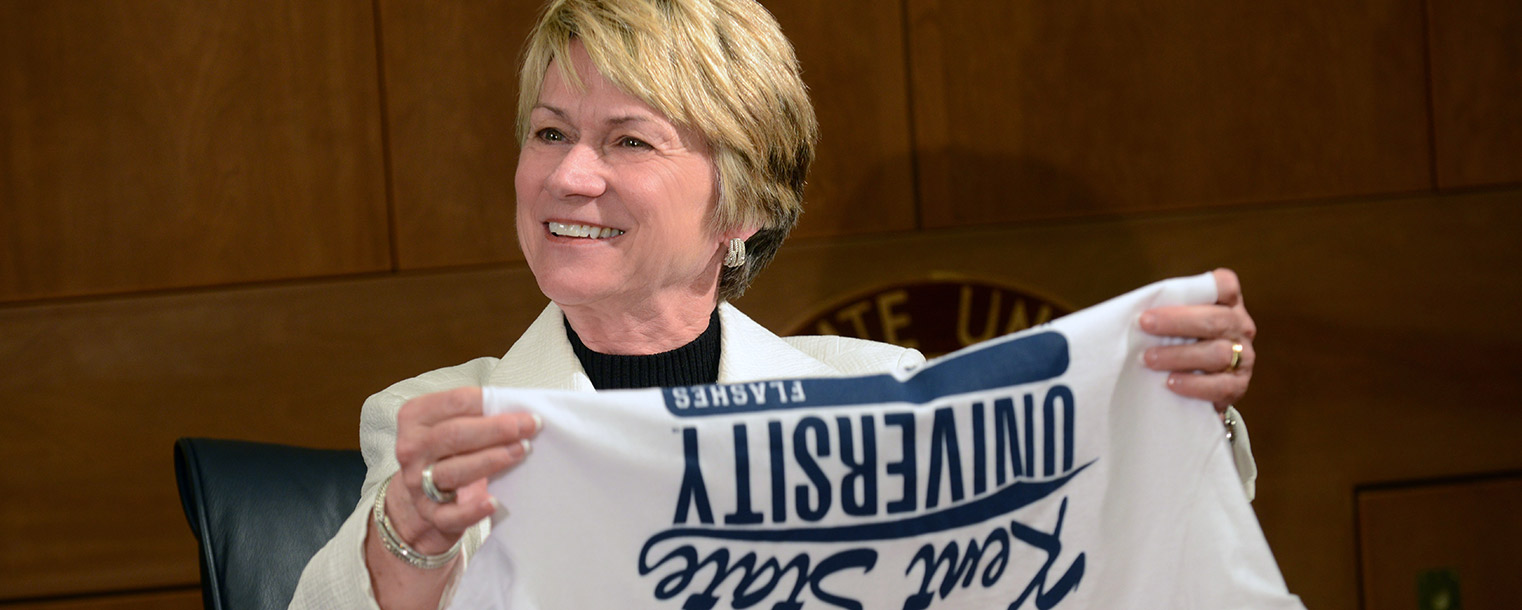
386, 386, 539, 556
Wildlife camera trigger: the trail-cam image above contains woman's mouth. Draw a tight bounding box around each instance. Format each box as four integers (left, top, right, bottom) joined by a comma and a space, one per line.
546, 221, 625, 239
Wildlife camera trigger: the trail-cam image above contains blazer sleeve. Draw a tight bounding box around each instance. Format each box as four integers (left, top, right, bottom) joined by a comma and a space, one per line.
289, 359, 499, 610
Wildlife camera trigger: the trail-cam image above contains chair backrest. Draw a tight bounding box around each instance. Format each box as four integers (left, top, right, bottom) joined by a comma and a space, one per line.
174, 438, 366, 610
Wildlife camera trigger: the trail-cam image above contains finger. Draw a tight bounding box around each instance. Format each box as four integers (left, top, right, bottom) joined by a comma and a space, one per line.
424, 440, 533, 491
1139, 304, 1245, 339
422, 479, 498, 535
1213, 268, 1243, 307
399, 387, 485, 428
425, 412, 538, 459
1145, 339, 1255, 373
1166, 372, 1250, 411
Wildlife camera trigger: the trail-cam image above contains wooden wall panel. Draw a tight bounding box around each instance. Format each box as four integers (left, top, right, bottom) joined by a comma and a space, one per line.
379, 0, 541, 269
905, 0, 1432, 228
740, 189, 1522, 610
763, 0, 918, 239
0, 0, 390, 303
1358, 475, 1522, 610
0, 269, 549, 599
0, 589, 199, 610
1428, 0, 1522, 188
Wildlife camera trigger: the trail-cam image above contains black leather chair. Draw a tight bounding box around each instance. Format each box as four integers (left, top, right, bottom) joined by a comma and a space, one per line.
175, 438, 367, 610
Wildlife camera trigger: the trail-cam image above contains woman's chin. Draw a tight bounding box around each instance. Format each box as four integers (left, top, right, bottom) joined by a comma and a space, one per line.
535, 275, 628, 310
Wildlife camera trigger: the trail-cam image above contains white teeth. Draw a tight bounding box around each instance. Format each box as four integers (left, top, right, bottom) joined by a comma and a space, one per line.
548, 221, 624, 239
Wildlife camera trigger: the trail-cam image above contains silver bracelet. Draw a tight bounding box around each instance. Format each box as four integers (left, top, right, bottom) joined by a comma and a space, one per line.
372, 474, 461, 569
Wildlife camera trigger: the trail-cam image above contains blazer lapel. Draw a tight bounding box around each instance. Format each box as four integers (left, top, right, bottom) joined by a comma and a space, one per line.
717, 302, 840, 382
486, 303, 596, 392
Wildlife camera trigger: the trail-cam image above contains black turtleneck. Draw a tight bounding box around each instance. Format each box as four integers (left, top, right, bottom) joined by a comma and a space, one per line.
565, 309, 721, 390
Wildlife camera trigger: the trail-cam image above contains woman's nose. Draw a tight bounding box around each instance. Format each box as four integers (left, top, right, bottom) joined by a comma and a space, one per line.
545, 144, 607, 200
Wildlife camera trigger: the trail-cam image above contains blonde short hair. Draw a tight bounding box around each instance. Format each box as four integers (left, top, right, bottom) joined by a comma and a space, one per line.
518, 0, 818, 301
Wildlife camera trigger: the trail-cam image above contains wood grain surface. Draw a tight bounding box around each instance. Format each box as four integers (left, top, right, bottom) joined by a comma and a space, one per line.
0, 588, 199, 610
905, 0, 1433, 228
378, 0, 540, 269
764, 0, 919, 239
0, 268, 549, 598
0, 0, 390, 302
1359, 475, 1522, 610
1428, 0, 1522, 188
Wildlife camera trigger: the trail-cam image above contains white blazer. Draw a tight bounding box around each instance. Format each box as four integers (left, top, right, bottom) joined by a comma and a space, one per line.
289, 302, 926, 610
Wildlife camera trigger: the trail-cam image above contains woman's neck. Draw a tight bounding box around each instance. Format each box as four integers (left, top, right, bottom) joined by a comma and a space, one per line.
558, 293, 720, 355
565, 309, 721, 390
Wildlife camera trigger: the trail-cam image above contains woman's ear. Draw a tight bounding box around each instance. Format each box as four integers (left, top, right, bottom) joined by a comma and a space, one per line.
719, 225, 760, 269
723, 224, 761, 244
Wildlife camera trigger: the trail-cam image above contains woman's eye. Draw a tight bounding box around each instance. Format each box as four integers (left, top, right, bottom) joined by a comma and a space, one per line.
618, 136, 650, 149
535, 128, 566, 142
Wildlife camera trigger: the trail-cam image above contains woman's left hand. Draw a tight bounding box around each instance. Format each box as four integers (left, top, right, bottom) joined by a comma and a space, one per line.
1139, 268, 1256, 414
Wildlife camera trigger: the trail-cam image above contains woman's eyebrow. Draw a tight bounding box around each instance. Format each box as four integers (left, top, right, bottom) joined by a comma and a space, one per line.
532, 104, 673, 135
605, 115, 668, 131
604, 115, 643, 125
607, 116, 684, 145
531, 104, 568, 120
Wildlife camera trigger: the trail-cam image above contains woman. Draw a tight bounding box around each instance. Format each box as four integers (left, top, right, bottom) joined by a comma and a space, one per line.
291, 0, 1258, 607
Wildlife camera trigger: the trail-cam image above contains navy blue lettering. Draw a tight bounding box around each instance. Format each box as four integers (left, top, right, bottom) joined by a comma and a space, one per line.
808, 549, 877, 610
709, 385, 731, 408
770, 381, 789, 403
1042, 390, 1056, 477
638, 545, 876, 610
972, 401, 988, 495
789, 380, 807, 402
903, 526, 1011, 608
643, 462, 1091, 546
661, 331, 1070, 416
674, 427, 713, 525
925, 406, 965, 509
899, 499, 1081, 610
732, 554, 809, 608
1023, 394, 1035, 480
837, 416, 878, 517
725, 424, 764, 525
1007, 497, 1085, 610
884, 412, 917, 514
993, 397, 1022, 485
768, 421, 788, 524
793, 416, 832, 522
980, 527, 1011, 586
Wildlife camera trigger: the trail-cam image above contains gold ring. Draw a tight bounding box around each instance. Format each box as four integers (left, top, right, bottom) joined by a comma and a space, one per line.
1228, 343, 1243, 372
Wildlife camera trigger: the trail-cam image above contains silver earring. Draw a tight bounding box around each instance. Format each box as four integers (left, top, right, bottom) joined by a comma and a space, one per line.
723, 238, 746, 268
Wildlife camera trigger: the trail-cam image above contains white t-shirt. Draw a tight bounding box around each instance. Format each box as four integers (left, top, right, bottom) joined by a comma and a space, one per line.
450, 273, 1304, 609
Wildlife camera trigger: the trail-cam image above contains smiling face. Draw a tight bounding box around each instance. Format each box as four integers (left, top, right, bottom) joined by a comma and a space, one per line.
516, 42, 730, 319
